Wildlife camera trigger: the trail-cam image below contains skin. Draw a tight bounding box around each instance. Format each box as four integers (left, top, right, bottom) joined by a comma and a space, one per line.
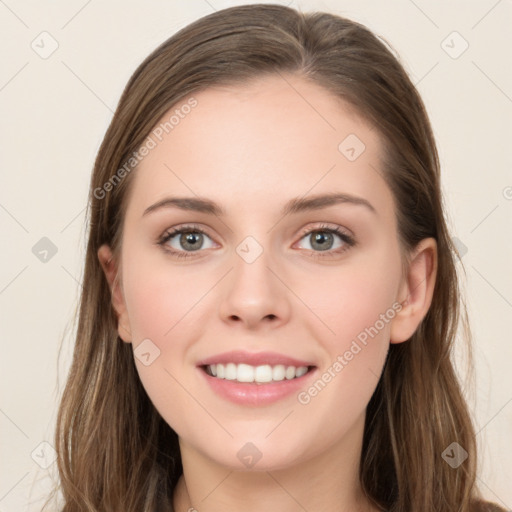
98, 73, 437, 512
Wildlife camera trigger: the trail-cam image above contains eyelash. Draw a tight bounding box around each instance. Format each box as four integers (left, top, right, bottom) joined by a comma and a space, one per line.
157, 223, 356, 260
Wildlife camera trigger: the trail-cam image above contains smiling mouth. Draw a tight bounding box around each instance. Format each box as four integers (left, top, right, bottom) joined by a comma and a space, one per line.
201, 363, 316, 384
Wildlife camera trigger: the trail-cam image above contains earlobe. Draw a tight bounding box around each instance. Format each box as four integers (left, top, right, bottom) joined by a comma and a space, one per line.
390, 237, 438, 344
97, 244, 133, 343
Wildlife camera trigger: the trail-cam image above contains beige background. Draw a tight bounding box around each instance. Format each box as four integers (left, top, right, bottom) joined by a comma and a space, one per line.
1, 0, 511, 510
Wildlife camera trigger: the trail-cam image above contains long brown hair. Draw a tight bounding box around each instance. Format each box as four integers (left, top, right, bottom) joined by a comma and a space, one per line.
43, 4, 506, 511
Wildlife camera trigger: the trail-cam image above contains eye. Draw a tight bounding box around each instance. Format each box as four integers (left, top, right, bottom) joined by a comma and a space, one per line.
157, 223, 356, 260
157, 224, 216, 259
295, 224, 355, 259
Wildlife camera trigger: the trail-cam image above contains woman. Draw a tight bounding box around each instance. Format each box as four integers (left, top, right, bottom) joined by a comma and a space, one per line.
44, 4, 507, 511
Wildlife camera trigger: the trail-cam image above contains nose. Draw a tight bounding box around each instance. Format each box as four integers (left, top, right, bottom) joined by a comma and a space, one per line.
218, 244, 292, 330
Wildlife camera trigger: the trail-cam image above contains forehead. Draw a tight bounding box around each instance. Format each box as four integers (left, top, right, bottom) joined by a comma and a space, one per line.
126, 73, 394, 221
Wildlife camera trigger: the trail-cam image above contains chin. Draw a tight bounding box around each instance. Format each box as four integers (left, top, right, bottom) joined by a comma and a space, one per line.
202, 436, 309, 472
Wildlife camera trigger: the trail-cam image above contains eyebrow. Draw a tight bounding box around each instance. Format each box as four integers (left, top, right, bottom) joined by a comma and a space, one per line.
142, 192, 377, 218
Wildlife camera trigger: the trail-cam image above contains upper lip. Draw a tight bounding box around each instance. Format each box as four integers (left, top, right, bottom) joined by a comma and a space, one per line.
196, 350, 316, 368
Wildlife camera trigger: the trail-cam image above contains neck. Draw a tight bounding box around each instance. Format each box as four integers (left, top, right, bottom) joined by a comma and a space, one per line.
172, 411, 378, 512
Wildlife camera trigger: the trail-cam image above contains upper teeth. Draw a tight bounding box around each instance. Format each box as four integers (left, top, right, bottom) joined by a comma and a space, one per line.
206, 363, 309, 383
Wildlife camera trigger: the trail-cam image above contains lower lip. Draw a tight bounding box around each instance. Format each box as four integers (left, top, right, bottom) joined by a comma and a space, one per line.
197, 366, 317, 406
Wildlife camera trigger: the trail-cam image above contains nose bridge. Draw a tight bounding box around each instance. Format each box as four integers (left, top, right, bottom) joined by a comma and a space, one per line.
218, 231, 291, 326
232, 232, 278, 299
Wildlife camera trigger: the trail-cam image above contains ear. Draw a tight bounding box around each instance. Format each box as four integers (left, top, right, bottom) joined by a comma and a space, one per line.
97, 244, 133, 343
390, 237, 438, 344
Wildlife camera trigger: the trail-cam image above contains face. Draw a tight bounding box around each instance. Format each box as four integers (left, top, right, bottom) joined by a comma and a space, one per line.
99, 73, 433, 471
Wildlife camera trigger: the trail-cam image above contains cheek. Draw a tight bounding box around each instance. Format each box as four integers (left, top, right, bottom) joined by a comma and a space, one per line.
122, 246, 206, 341
309, 252, 401, 348
121, 257, 206, 421
299, 250, 401, 414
